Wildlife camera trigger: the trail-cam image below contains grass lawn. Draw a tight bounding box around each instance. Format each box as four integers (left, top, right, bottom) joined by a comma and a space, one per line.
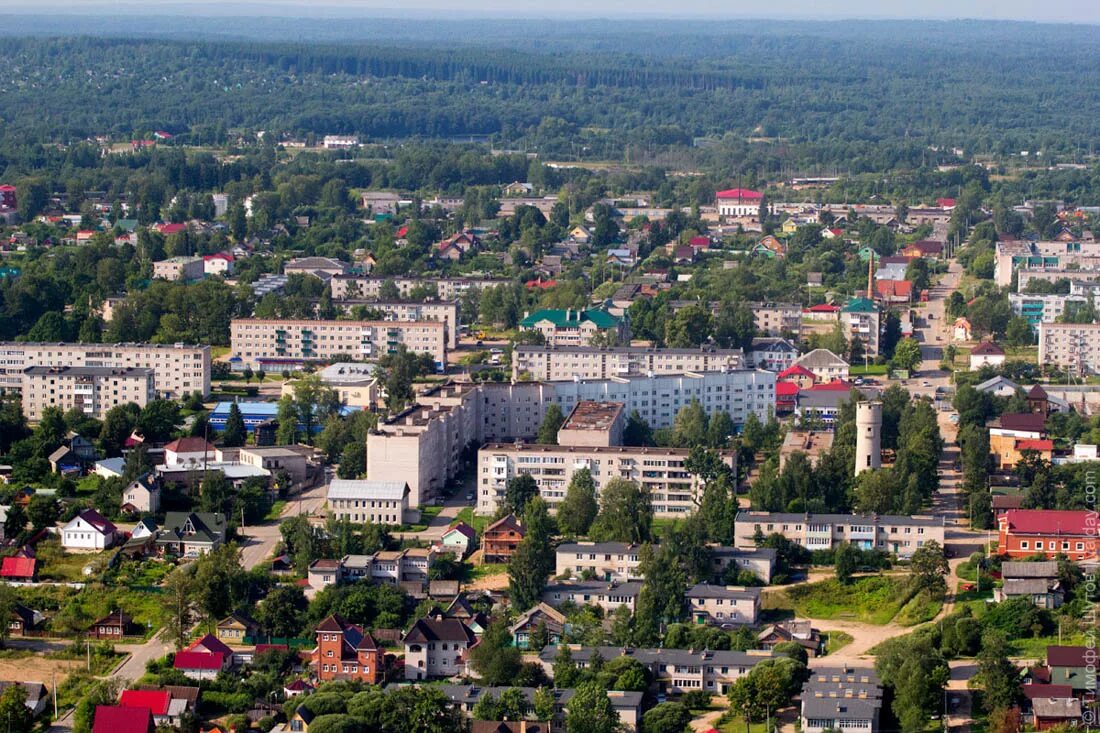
771, 576, 911, 625
823, 631, 854, 655
399, 505, 444, 532
720, 719, 775, 733
468, 563, 507, 581
35, 542, 112, 583
264, 500, 288, 521
455, 507, 490, 533
894, 590, 944, 626
76, 475, 100, 495
1007, 632, 1088, 658
850, 364, 889, 376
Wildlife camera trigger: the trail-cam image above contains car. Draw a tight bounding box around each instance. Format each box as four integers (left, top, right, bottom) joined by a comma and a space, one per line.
922, 380, 931, 387
949, 414, 960, 424
854, 377, 864, 385
465, 493, 474, 501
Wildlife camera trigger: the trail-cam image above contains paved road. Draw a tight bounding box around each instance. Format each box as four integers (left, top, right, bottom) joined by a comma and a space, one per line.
239, 478, 330, 571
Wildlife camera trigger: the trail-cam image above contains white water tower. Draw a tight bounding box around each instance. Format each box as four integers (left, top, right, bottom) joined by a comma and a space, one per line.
855, 400, 883, 475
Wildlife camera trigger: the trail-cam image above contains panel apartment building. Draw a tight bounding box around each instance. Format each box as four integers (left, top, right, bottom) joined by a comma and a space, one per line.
22, 366, 155, 420
1038, 322, 1100, 374
336, 300, 459, 346
512, 344, 744, 382
669, 300, 801, 339
230, 318, 447, 371
0, 342, 210, 398
329, 275, 509, 300
366, 371, 775, 507
733, 511, 945, 558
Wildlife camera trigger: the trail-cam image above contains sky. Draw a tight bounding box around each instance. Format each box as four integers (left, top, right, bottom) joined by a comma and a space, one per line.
4, 0, 1098, 23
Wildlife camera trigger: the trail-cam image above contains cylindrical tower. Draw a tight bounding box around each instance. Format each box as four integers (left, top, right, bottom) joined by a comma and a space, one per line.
855, 400, 883, 475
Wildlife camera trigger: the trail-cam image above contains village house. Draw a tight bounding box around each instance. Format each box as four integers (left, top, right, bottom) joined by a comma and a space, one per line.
970, 341, 1007, 371
509, 603, 566, 650
120, 475, 160, 514
61, 509, 119, 551
216, 612, 260, 644
993, 561, 1064, 609
89, 610, 136, 640
402, 617, 478, 680
482, 514, 525, 563
757, 620, 823, 657
311, 614, 383, 684
92, 705, 155, 733
156, 512, 227, 557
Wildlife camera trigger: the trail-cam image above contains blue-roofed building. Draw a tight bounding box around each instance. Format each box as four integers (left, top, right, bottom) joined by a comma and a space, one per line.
94, 457, 127, 479
208, 401, 360, 433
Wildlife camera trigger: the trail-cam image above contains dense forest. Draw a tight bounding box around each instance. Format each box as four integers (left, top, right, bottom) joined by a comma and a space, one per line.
1, 20, 1100, 173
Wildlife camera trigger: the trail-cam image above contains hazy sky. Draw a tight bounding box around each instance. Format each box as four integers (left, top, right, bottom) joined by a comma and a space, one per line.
5, 0, 1098, 22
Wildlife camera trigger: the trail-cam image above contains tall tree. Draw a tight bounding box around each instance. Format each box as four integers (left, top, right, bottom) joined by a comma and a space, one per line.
468, 619, 522, 685
221, 402, 246, 447
589, 479, 652, 544
564, 682, 621, 733
537, 404, 565, 444
505, 474, 539, 518
508, 498, 554, 610
557, 469, 598, 536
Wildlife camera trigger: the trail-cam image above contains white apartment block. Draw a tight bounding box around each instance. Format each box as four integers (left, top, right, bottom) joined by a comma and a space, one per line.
22, 366, 155, 420
1038, 322, 1100, 374
230, 318, 447, 370
1018, 269, 1100, 292
995, 240, 1100, 287
330, 275, 509, 300
1009, 292, 1091, 326
0, 342, 210, 398
686, 584, 761, 626
801, 668, 884, 733
477, 443, 733, 517
554, 541, 775, 584
541, 580, 644, 614
326, 479, 415, 525
511, 345, 744, 382
733, 511, 945, 559
337, 300, 460, 346
152, 256, 205, 281
367, 372, 775, 507
749, 302, 802, 337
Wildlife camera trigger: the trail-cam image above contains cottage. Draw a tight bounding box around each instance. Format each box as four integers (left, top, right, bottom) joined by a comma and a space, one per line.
438, 522, 477, 559
89, 610, 135, 640
481, 514, 525, 563
969, 342, 1006, 371
8, 603, 42, 636
61, 509, 119, 551
403, 618, 478, 680
173, 637, 231, 681
157, 512, 226, 557
0, 557, 36, 583
92, 706, 155, 733
994, 561, 1063, 608
216, 612, 260, 644
757, 620, 823, 657
311, 614, 383, 684
509, 603, 566, 650
685, 584, 760, 626
121, 475, 160, 514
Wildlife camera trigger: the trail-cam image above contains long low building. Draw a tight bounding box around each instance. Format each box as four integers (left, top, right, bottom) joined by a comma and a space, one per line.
477, 443, 734, 518
332, 300, 459, 346
366, 371, 775, 507
539, 645, 776, 696
542, 580, 644, 614
23, 366, 155, 420
437, 685, 643, 732
733, 511, 945, 558
0, 341, 210, 398
512, 344, 744, 382
801, 667, 884, 733
230, 318, 447, 371
326, 479, 417, 525
555, 541, 775, 584
330, 274, 509, 300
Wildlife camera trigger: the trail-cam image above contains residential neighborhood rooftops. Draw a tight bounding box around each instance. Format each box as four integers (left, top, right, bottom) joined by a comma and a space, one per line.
92, 706, 154, 733
119, 690, 171, 716
560, 401, 624, 432
971, 342, 1006, 356
326, 480, 409, 501
520, 308, 620, 329
999, 510, 1095, 537
1001, 561, 1059, 578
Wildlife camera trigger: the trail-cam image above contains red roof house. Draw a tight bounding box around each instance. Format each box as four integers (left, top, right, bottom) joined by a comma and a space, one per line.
997, 510, 1098, 562
92, 706, 154, 733
173, 650, 229, 679
716, 188, 763, 201
936, 198, 956, 209
187, 634, 233, 656
118, 690, 171, 717
0, 556, 35, 581
875, 279, 914, 303
156, 223, 187, 236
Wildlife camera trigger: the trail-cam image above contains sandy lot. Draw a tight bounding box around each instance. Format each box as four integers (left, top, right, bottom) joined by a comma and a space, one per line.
0, 653, 85, 686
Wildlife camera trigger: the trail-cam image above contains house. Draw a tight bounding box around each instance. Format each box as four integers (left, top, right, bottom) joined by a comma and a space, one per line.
518, 308, 626, 347
1031, 696, 1081, 730
993, 561, 1063, 609
61, 509, 119, 550
481, 514, 525, 563
752, 235, 785, 258
89, 610, 136, 640
900, 240, 944, 258
1027, 384, 1052, 415
157, 512, 227, 557
953, 318, 972, 342
216, 612, 260, 644
437, 231, 481, 260
118, 690, 175, 727
996, 510, 1097, 562
969, 342, 1006, 371
284, 704, 315, 733
804, 303, 840, 322
120, 475, 160, 514
0, 681, 48, 717
794, 349, 850, 383
440, 595, 489, 636
202, 252, 235, 277
403, 617, 478, 680
757, 620, 823, 657
307, 559, 343, 590
8, 603, 42, 636
685, 584, 760, 627
92, 705, 155, 733
0, 557, 35, 583
439, 685, 641, 733
716, 188, 765, 219
1045, 646, 1094, 692
163, 437, 216, 468
509, 603, 566, 650
311, 614, 384, 684
438, 522, 477, 559
94, 457, 127, 479
778, 364, 817, 390
173, 637, 231, 680
874, 279, 913, 304
748, 337, 800, 371
283, 680, 314, 698
568, 225, 592, 244
48, 446, 81, 475
131, 518, 157, 541
541, 580, 643, 614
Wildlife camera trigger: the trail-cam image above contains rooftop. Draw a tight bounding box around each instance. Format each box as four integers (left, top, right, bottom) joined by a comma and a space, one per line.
736, 510, 944, 528
327, 480, 408, 502
560, 401, 624, 432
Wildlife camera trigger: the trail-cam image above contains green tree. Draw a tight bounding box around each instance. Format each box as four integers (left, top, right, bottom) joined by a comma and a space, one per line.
0, 682, 34, 733
640, 702, 691, 733
534, 687, 556, 722
508, 498, 554, 610
909, 540, 949, 597
161, 567, 196, 650
557, 468, 598, 536
505, 474, 539, 517
664, 304, 712, 348
589, 479, 652, 544
537, 404, 565, 444
854, 469, 899, 514
190, 543, 248, 624
622, 410, 653, 446
671, 400, 708, 448
221, 402, 246, 447
1004, 316, 1033, 347
565, 682, 621, 733
468, 619, 522, 686
337, 441, 366, 479
890, 338, 922, 373
834, 541, 859, 584
977, 631, 1020, 714
256, 585, 308, 638
26, 495, 59, 530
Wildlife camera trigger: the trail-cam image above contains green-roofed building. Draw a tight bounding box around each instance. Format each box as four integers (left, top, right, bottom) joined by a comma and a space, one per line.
114, 219, 140, 233
519, 307, 627, 347
841, 296, 881, 357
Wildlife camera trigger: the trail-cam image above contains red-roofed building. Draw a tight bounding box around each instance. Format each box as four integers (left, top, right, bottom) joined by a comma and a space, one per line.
688, 236, 712, 250
0, 185, 16, 210
0, 556, 35, 581
525, 278, 557, 290
187, 634, 233, 656
875, 279, 914, 303
482, 514, 525, 563
997, 510, 1098, 561
156, 223, 187, 236
803, 303, 840, 322
775, 381, 799, 414
936, 198, 956, 209
202, 252, 235, 277
778, 365, 816, 390
970, 341, 1007, 371
716, 189, 766, 219
93, 706, 154, 733
901, 240, 945, 258
809, 379, 855, 392
173, 650, 229, 680
119, 690, 170, 718
311, 614, 383, 684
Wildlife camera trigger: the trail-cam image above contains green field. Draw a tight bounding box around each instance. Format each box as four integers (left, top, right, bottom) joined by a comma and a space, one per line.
455, 507, 491, 533
894, 590, 944, 626
824, 630, 854, 655
850, 364, 889, 376
768, 576, 912, 625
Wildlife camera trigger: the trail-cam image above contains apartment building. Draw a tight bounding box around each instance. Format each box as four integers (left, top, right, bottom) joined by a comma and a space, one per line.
479, 442, 733, 517
367, 372, 775, 507
541, 580, 644, 614
22, 366, 155, 420
1017, 269, 1100, 292
996, 509, 1098, 562
307, 549, 437, 590
540, 646, 776, 696
995, 240, 1100, 287
230, 318, 447, 371
841, 297, 881, 357
685, 584, 761, 626
555, 541, 775, 584
1038, 322, 1100, 374
801, 667, 884, 733
519, 308, 627, 347
0, 342, 210, 398
326, 480, 416, 525
748, 302, 802, 337
330, 275, 509, 300
733, 511, 945, 559
152, 256, 204, 281
1009, 293, 1091, 328
335, 300, 459, 345
511, 344, 744, 382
